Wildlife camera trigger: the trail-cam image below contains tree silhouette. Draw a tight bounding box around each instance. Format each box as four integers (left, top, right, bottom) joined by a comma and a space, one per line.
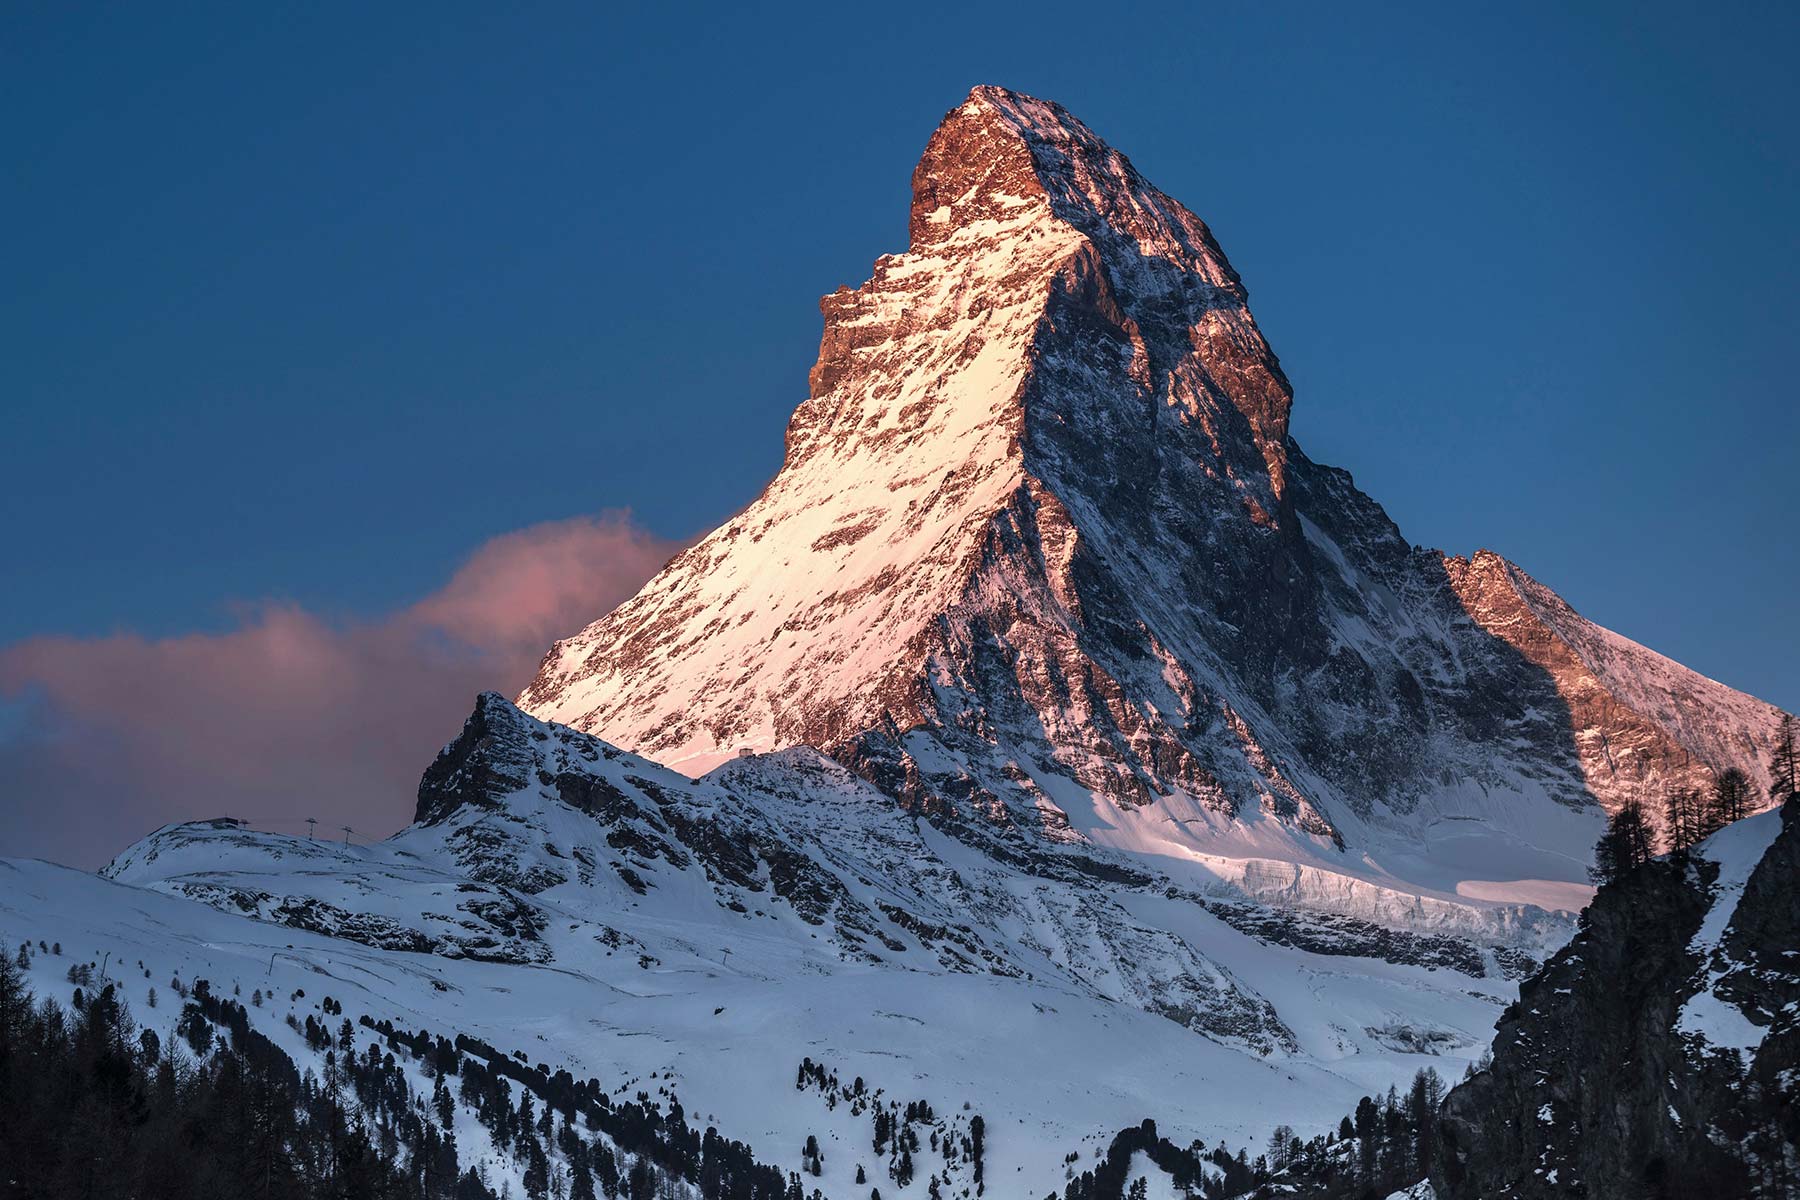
1592, 799, 1655, 884
1710, 767, 1753, 831
1663, 786, 1704, 853
1770, 713, 1799, 803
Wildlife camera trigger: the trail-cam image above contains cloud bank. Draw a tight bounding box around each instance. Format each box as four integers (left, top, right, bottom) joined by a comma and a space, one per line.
0, 513, 680, 869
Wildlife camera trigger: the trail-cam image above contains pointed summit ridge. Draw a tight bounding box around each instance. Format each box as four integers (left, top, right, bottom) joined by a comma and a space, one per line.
524, 87, 1309, 795
911, 87, 1248, 296
950, 87, 1290, 476
809, 86, 1291, 504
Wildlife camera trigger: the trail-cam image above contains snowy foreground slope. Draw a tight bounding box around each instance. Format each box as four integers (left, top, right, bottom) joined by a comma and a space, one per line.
60, 692, 1550, 1196
0, 852, 1439, 1198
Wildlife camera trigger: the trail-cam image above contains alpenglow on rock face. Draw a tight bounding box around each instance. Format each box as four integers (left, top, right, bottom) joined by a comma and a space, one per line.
521, 86, 1787, 877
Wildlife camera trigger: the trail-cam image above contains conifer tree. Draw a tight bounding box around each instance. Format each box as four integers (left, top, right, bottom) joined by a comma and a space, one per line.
1266, 1125, 1295, 1169
1623, 797, 1655, 866
1769, 713, 1799, 803
1662, 786, 1702, 853
524, 1138, 551, 1200
1408, 1067, 1444, 1178
1591, 798, 1654, 884
627, 1157, 656, 1200
1710, 766, 1753, 831
595, 1142, 620, 1198
0, 952, 24, 1082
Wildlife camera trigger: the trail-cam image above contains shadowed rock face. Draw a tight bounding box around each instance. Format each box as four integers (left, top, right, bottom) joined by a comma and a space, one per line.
519, 84, 1787, 864
1442, 549, 1782, 811
417, 690, 642, 828
1434, 799, 1800, 1199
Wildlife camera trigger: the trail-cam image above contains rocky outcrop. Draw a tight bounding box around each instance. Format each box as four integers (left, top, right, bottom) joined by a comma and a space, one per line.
1434, 800, 1800, 1199
112, 690, 1531, 1071
418, 690, 642, 829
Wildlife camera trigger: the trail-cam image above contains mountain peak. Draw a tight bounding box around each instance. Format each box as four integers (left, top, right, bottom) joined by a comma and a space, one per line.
809, 86, 1294, 493
522, 87, 1784, 869
905, 86, 1089, 249
526, 87, 1308, 781
910, 86, 1240, 285
910, 85, 1292, 478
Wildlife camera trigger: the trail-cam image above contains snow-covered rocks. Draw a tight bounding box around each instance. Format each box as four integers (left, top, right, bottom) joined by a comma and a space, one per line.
67, 688, 1559, 1194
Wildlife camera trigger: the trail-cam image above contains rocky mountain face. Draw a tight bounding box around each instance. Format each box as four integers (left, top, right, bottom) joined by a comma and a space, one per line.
521, 86, 1786, 883
1441, 550, 1782, 813
1434, 798, 1799, 1199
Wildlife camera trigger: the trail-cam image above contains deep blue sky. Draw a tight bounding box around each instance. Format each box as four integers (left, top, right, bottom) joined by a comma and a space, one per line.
5, 2, 1796, 710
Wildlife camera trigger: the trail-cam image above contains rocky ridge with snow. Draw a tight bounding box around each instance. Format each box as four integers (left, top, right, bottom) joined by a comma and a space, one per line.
1434, 798, 1799, 1199
107, 690, 1540, 1058
6, 680, 1525, 1197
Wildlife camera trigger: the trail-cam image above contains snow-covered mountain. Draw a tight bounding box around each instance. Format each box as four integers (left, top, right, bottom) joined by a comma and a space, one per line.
3, 85, 1792, 1199
522, 86, 1784, 889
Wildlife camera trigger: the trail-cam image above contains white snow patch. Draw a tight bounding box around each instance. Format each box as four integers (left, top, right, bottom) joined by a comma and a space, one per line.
1125, 1151, 1183, 1200
1675, 809, 1782, 1059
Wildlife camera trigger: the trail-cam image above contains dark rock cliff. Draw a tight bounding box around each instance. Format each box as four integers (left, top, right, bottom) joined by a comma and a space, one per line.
1434, 799, 1800, 1199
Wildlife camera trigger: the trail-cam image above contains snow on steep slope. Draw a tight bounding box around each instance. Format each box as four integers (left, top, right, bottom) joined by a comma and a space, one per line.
520, 86, 1308, 794
522, 84, 1787, 899
1674, 806, 1787, 1058
108, 693, 1545, 1051
521, 92, 1087, 769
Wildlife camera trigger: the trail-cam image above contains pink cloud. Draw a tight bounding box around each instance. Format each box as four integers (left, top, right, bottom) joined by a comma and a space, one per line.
406, 513, 677, 661
0, 513, 680, 869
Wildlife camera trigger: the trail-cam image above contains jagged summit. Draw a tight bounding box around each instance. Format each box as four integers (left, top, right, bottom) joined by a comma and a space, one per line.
521, 87, 1787, 891
523, 87, 1307, 794
907, 86, 1289, 470
811, 85, 1291, 510
911, 86, 1254, 297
